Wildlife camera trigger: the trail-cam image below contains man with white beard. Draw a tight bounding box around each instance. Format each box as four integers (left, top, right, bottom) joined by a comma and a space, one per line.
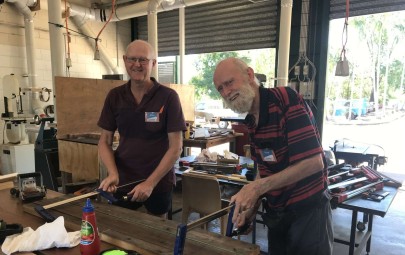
213, 57, 333, 255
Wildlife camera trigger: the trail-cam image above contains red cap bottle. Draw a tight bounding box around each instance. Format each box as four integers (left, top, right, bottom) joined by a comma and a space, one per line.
80, 198, 100, 255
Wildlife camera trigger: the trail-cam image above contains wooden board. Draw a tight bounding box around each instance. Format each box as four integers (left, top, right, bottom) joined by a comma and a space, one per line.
55, 77, 196, 138
55, 77, 122, 138
166, 84, 195, 122
58, 140, 99, 181
23, 195, 260, 255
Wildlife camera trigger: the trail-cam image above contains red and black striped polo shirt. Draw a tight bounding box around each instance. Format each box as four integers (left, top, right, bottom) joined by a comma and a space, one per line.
245, 86, 328, 210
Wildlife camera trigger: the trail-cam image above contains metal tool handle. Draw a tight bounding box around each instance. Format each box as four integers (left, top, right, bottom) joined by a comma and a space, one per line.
173, 224, 187, 255
226, 204, 235, 237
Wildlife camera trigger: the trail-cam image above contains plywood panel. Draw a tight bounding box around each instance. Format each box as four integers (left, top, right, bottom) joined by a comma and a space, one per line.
167, 84, 195, 122
58, 140, 99, 181
55, 77, 122, 138
55, 77, 195, 137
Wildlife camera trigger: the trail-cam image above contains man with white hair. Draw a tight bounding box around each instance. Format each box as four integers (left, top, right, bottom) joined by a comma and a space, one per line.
213, 57, 333, 255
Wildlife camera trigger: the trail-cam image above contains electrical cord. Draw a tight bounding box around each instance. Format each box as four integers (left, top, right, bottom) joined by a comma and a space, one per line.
94, 0, 116, 58
48, 22, 100, 41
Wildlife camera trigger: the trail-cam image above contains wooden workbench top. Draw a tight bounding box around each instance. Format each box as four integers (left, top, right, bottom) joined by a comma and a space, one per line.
9, 190, 259, 255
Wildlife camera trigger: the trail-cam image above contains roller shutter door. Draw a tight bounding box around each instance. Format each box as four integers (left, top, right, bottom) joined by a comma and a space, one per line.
330, 0, 405, 19
137, 0, 278, 56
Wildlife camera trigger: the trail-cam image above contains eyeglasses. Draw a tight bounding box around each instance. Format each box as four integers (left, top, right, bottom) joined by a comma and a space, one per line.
124, 56, 152, 65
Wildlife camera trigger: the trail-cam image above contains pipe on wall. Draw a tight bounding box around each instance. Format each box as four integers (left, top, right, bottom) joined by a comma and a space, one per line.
147, 0, 165, 79
68, 0, 217, 79
6, 0, 45, 117
277, 0, 293, 86
47, 0, 66, 121
70, 15, 121, 74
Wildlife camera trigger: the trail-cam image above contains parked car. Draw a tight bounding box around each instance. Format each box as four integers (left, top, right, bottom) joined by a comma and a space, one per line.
332, 98, 368, 120
195, 100, 242, 128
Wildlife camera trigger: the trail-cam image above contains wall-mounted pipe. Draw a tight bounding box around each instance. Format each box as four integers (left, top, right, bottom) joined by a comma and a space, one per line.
70, 15, 121, 74
276, 0, 293, 87
5, 0, 45, 117
68, 0, 216, 79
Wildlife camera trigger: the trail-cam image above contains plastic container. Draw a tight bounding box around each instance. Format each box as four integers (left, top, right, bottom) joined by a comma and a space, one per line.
80, 198, 100, 255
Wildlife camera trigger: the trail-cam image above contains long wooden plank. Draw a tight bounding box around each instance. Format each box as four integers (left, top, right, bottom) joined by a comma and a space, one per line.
42, 191, 98, 209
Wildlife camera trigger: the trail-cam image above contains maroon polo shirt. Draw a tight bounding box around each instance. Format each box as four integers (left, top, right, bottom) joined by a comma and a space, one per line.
97, 78, 186, 193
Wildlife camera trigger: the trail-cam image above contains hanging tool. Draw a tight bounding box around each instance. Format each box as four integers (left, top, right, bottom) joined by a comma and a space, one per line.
34, 179, 145, 222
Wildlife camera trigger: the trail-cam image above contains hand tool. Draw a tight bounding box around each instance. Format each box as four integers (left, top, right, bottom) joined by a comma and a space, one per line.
96, 179, 146, 204
331, 180, 384, 204
362, 190, 390, 202
0, 219, 23, 244
34, 179, 145, 222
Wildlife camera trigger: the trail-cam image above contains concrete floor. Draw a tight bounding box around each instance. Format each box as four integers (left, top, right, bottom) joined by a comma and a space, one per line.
169, 175, 405, 255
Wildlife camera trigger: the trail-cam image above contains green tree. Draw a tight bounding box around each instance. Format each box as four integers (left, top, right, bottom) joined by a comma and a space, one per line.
326, 11, 405, 119
353, 13, 405, 114
189, 52, 250, 100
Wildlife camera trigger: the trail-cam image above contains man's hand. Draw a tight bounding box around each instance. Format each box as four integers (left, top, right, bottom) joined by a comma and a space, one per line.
98, 174, 119, 193
128, 181, 154, 202
232, 206, 257, 231
230, 182, 261, 226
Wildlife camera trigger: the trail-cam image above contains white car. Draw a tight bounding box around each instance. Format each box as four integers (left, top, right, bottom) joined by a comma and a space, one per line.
194, 100, 244, 128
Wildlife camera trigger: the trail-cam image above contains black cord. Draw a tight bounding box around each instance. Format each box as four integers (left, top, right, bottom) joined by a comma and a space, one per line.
48, 21, 101, 41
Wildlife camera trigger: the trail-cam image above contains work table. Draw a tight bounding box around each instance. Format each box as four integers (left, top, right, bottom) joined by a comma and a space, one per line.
0, 189, 260, 255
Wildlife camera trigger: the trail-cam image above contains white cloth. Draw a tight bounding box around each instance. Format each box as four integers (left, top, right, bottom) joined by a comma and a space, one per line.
1, 216, 80, 255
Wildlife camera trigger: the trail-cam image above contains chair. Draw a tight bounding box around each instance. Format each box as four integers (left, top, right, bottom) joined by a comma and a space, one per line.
181, 172, 228, 235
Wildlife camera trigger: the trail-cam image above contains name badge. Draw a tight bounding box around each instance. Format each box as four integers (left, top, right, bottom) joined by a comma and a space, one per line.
259, 148, 277, 162
145, 112, 160, 122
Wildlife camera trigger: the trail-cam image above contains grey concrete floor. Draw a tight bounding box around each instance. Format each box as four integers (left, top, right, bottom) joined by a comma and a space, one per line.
169, 177, 405, 255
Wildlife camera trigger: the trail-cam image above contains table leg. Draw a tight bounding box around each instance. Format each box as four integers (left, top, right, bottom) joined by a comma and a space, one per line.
252, 218, 256, 244
349, 210, 358, 255
366, 214, 374, 255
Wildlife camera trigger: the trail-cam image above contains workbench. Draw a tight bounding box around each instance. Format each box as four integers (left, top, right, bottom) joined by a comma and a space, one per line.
333, 186, 398, 255
0, 189, 114, 254
0, 189, 260, 255
332, 140, 385, 170
183, 133, 242, 156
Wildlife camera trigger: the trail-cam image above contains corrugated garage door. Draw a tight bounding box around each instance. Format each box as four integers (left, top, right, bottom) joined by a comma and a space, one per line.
330, 0, 405, 19
137, 0, 278, 57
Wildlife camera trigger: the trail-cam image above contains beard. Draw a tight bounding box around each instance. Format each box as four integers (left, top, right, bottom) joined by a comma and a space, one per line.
223, 83, 255, 113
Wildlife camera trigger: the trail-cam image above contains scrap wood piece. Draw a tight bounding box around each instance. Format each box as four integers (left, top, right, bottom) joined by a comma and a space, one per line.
0, 173, 18, 182
0, 173, 18, 191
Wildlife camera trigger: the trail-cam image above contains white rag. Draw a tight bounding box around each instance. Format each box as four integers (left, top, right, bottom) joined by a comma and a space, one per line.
1, 216, 81, 255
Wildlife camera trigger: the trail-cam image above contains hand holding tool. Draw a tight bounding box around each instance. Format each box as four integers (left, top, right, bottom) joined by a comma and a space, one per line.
174, 205, 233, 255
96, 179, 146, 204
225, 204, 252, 237
35, 179, 146, 222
